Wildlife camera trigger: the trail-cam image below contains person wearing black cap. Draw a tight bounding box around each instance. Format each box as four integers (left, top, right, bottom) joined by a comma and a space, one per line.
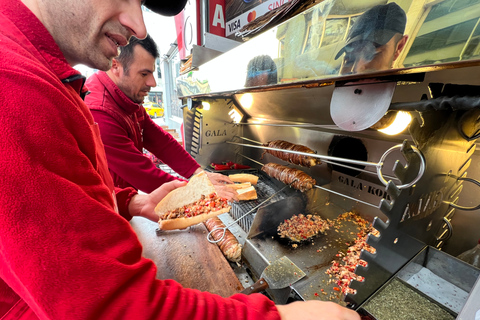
0, 0, 359, 319
245, 55, 278, 87
335, 2, 409, 75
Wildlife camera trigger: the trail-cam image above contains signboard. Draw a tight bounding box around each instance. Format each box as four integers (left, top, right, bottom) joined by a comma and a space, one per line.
210, 0, 226, 37
176, 0, 227, 58
175, 0, 198, 59
225, 0, 292, 37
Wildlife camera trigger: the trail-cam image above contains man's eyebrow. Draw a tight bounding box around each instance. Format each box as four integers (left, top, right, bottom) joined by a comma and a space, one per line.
139, 68, 154, 73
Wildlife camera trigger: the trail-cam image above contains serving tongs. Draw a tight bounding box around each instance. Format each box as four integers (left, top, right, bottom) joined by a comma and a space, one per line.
206, 181, 296, 244
228, 136, 426, 190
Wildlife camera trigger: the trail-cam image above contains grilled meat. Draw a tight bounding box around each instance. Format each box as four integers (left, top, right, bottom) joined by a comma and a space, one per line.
262, 162, 315, 192
262, 140, 319, 167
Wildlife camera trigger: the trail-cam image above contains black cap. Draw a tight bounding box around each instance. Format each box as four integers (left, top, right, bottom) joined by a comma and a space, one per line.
335, 3, 406, 60
143, 0, 188, 16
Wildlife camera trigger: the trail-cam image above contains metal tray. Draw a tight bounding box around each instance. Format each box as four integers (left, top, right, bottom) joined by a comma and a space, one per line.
358, 246, 480, 320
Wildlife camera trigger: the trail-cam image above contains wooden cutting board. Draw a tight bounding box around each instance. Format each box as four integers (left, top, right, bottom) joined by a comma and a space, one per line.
130, 217, 244, 297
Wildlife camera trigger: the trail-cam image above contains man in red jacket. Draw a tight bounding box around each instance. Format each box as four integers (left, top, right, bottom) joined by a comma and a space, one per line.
85, 35, 234, 195
0, 0, 359, 319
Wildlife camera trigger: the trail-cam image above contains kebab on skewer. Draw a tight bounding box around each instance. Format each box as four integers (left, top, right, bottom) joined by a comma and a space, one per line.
262, 162, 316, 192
204, 217, 242, 263
262, 140, 320, 167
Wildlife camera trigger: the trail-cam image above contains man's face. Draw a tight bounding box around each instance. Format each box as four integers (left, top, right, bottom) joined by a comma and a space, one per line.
339, 37, 400, 75
115, 46, 157, 104
41, 0, 147, 70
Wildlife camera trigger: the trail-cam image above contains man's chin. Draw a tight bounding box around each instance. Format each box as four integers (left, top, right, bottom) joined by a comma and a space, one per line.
86, 55, 114, 72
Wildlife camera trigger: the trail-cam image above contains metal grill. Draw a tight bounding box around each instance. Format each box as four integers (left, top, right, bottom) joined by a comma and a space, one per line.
158, 164, 186, 180
229, 172, 289, 232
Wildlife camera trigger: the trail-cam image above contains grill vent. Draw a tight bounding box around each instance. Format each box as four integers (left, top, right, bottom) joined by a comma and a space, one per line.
183, 108, 202, 157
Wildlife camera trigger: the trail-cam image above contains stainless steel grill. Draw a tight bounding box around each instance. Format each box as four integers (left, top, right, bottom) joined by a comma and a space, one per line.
229, 172, 289, 232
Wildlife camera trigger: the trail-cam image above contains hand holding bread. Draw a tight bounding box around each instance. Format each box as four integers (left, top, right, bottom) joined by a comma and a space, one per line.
155, 172, 231, 230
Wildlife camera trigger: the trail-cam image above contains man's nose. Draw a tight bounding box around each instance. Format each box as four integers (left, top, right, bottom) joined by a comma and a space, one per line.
146, 74, 157, 87
119, 3, 147, 40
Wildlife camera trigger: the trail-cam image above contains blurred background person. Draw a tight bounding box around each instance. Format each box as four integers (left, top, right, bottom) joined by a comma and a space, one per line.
245, 55, 278, 87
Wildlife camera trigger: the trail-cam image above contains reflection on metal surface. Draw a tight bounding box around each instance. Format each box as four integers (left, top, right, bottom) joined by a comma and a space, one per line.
177, 0, 480, 95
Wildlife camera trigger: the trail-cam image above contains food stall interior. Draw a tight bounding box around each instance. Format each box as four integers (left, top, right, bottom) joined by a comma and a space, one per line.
174, 0, 480, 319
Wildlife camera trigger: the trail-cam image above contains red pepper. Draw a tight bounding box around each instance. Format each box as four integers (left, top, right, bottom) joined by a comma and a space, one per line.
223, 161, 235, 167
210, 163, 230, 170
231, 163, 251, 170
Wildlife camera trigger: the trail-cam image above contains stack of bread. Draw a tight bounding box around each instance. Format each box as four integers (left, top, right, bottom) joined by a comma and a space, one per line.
228, 173, 259, 201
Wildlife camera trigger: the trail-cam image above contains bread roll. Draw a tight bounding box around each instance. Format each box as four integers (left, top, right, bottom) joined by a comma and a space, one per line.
228, 173, 258, 185
237, 186, 258, 201
225, 182, 252, 190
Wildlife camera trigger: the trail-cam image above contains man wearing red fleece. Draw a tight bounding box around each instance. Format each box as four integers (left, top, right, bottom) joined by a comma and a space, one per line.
85, 34, 233, 194
0, 0, 360, 319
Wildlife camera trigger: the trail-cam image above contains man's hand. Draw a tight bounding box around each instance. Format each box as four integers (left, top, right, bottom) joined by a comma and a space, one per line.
192, 169, 238, 201
204, 171, 234, 185
276, 301, 360, 320
214, 184, 238, 202
128, 180, 187, 222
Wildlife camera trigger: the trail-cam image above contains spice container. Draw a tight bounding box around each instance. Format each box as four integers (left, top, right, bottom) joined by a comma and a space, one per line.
357, 246, 480, 319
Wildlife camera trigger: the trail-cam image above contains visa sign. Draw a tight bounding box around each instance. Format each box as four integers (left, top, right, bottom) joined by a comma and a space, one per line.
225, 0, 292, 37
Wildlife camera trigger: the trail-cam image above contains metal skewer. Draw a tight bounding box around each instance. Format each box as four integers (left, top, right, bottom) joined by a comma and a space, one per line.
230, 136, 425, 190
238, 154, 380, 209
207, 182, 294, 244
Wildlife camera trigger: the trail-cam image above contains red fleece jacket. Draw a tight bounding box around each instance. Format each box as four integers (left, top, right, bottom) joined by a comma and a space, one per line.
85, 72, 200, 193
0, 1, 280, 320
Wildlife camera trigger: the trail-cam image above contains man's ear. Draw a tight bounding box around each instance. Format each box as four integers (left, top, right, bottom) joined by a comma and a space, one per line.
393, 35, 409, 61
110, 59, 122, 76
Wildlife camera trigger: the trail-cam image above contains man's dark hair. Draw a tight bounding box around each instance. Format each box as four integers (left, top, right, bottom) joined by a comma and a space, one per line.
117, 34, 159, 74
245, 55, 277, 86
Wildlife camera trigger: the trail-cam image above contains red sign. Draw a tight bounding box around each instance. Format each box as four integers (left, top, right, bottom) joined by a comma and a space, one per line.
209, 0, 226, 37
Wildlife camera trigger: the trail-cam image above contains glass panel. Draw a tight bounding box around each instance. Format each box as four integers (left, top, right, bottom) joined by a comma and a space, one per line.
177, 0, 480, 95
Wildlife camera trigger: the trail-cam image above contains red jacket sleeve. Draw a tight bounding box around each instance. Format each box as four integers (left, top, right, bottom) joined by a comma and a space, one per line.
115, 187, 138, 220
91, 110, 199, 193
0, 53, 280, 320
141, 109, 200, 180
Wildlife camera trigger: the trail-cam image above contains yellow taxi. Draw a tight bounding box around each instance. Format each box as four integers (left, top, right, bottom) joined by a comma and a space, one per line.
143, 102, 164, 118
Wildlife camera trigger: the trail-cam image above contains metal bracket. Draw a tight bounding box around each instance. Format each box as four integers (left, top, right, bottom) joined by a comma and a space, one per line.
444, 177, 480, 210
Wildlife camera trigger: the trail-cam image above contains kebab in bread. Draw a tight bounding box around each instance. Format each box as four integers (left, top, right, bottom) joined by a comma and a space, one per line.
155, 172, 231, 230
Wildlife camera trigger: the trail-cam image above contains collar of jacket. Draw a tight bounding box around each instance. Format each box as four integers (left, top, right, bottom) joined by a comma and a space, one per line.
1, 0, 83, 89
96, 71, 141, 115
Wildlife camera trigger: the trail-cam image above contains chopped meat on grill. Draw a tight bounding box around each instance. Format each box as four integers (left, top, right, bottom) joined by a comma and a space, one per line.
262, 162, 316, 192
278, 214, 331, 242
262, 140, 319, 167
326, 212, 379, 296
